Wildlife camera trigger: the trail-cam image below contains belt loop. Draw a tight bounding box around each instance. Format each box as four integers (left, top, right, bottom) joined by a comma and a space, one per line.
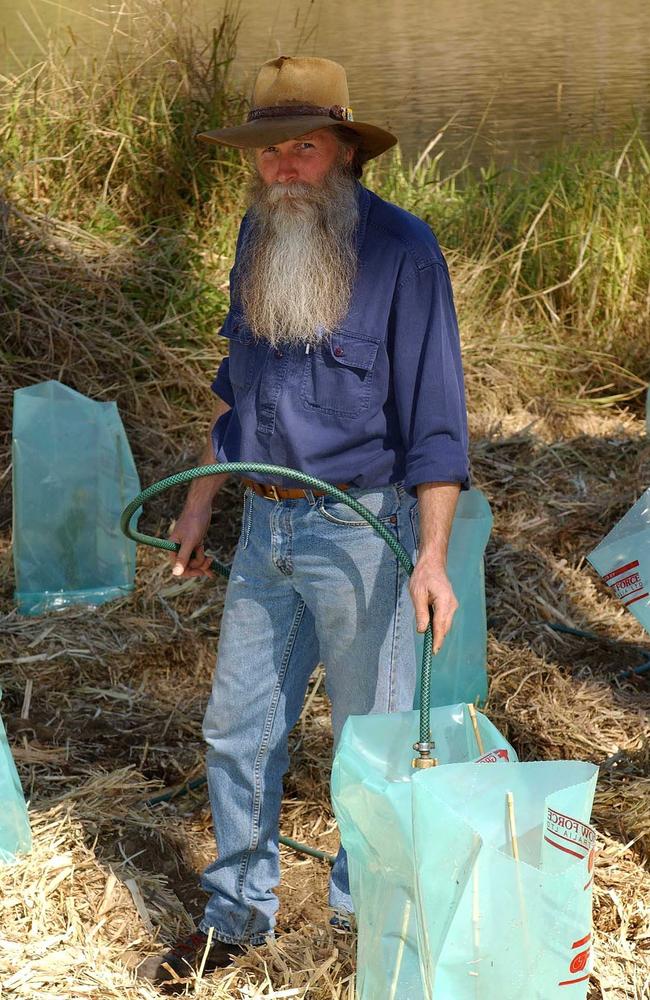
270, 485, 279, 502
305, 488, 315, 505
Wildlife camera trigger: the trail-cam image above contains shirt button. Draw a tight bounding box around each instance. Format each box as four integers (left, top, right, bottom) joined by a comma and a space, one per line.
333, 346, 344, 357
274, 349, 283, 358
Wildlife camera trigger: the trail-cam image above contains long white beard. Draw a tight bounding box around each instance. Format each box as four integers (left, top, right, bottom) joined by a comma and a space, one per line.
240, 167, 359, 348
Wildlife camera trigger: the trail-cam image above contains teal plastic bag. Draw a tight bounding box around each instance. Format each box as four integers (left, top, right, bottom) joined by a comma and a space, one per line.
413, 760, 598, 1000
587, 486, 650, 635
414, 489, 492, 709
0, 690, 31, 863
332, 706, 597, 1000
331, 704, 516, 1000
12, 381, 140, 615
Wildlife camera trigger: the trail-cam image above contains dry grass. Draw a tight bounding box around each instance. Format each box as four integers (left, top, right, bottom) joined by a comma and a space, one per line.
1, 407, 649, 999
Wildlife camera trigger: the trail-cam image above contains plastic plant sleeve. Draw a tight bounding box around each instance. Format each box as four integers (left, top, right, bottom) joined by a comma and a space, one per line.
587, 486, 650, 636
331, 704, 516, 1000
413, 760, 598, 1000
413, 489, 492, 709
12, 381, 140, 615
0, 689, 31, 864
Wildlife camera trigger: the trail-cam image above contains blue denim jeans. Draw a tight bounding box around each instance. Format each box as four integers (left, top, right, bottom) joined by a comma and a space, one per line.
199, 484, 419, 945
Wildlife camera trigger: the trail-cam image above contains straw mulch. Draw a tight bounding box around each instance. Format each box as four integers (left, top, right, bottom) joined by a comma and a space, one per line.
1, 402, 648, 999
1, 195, 649, 997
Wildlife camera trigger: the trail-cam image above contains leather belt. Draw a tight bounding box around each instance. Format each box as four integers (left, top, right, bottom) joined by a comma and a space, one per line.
242, 478, 350, 501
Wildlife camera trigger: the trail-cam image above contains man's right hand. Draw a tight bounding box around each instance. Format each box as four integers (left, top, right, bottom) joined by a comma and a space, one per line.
168, 506, 214, 579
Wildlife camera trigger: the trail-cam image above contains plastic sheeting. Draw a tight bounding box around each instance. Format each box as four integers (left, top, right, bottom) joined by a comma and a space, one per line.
332, 705, 598, 1000
414, 489, 492, 709
0, 690, 31, 864
587, 486, 650, 636
13, 381, 140, 615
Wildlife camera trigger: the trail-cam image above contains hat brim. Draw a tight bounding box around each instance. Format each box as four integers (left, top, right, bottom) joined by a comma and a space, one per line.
196, 116, 397, 161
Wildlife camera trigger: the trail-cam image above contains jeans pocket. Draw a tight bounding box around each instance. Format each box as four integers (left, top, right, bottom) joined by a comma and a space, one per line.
317, 485, 401, 528
240, 489, 253, 549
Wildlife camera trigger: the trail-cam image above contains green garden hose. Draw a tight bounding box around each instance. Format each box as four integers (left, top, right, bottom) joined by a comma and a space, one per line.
120, 462, 436, 860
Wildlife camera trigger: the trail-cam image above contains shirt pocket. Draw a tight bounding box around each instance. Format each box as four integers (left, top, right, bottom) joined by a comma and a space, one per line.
300, 330, 379, 418
220, 311, 257, 391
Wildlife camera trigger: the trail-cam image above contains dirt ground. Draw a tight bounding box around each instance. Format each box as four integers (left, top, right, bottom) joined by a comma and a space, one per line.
1, 404, 649, 998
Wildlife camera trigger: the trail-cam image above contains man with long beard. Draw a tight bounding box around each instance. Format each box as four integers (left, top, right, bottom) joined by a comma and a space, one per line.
139, 56, 469, 990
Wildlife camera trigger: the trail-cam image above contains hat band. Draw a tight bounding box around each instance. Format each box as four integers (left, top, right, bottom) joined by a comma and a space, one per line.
247, 103, 354, 124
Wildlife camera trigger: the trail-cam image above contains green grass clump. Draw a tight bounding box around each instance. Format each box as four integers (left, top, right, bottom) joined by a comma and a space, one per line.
1, 0, 649, 497
369, 132, 650, 406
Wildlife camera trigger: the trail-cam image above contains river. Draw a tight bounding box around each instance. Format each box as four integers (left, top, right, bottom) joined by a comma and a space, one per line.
2, 0, 649, 164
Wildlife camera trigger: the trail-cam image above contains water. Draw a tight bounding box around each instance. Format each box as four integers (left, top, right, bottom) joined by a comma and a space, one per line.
2, 0, 649, 163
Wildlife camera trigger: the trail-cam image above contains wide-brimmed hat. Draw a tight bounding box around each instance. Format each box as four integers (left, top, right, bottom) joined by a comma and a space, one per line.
196, 55, 397, 162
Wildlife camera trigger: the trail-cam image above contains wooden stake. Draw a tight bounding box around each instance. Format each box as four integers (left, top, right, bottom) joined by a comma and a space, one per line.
470, 862, 481, 988
388, 898, 412, 1000
506, 791, 520, 861
468, 703, 485, 757
506, 790, 532, 974
196, 925, 214, 982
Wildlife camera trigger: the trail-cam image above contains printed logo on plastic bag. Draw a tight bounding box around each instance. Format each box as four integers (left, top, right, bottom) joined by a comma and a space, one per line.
602, 560, 648, 607
475, 747, 510, 763
587, 486, 650, 634
544, 807, 596, 862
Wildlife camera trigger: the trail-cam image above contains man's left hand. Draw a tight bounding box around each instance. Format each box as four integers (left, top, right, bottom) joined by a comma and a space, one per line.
409, 559, 458, 654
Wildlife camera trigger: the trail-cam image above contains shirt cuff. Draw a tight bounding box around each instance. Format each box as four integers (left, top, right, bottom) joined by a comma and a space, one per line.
404, 447, 471, 496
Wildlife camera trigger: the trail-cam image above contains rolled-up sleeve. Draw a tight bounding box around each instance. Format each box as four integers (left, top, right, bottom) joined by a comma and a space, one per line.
210, 355, 235, 408
390, 260, 470, 494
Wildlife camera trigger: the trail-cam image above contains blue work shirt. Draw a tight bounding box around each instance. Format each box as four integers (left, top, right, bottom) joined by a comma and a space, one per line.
211, 182, 469, 494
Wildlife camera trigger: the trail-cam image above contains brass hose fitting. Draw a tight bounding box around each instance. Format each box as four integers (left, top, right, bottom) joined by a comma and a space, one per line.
412, 740, 438, 769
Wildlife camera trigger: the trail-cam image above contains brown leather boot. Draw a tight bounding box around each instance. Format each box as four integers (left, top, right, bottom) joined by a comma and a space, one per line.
136, 930, 245, 993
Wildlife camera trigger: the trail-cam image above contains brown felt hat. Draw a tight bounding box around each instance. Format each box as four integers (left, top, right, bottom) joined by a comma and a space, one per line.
196, 55, 397, 161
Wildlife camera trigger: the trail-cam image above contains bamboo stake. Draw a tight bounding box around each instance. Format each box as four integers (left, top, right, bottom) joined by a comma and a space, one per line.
506, 790, 532, 982
467, 702, 485, 993
470, 862, 481, 990
388, 898, 412, 1000
468, 703, 485, 756
506, 792, 520, 860
196, 925, 214, 983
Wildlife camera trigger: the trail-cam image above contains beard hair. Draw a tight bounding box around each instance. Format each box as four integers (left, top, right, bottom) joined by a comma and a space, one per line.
239, 163, 359, 348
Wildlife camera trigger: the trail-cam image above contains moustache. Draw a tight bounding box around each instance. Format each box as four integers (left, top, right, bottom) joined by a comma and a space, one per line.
264, 181, 325, 206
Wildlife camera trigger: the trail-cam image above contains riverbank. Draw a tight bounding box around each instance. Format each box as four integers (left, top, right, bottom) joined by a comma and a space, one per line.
1, 8, 649, 999
2, 8, 649, 476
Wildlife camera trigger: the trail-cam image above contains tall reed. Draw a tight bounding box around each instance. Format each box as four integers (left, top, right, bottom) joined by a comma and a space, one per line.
369, 132, 650, 405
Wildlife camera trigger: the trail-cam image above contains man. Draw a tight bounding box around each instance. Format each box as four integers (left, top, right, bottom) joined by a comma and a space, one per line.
139, 55, 469, 990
